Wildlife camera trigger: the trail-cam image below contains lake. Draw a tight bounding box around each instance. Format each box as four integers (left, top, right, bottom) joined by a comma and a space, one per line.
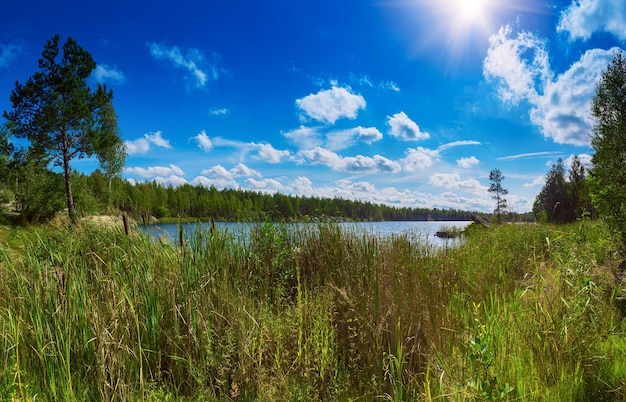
141, 220, 473, 248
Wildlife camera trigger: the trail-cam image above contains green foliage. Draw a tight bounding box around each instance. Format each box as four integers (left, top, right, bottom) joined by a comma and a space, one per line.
12, 156, 66, 222
3, 34, 120, 222
0, 122, 14, 176
590, 51, 626, 252
533, 158, 580, 223
488, 169, 508, 222
1, 219, 623, 400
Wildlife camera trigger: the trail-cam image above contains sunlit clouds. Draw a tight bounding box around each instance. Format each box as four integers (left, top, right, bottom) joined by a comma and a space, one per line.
125, 131, 172, 155
387, 112, 429, 141
484, 24, 621, 145
296, 86, 366, 124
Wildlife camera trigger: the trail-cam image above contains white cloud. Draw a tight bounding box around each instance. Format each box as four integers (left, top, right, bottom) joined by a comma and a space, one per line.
387, 112, 429, 141
381, 81, 401, 92
154, 175, 188, 187
350, 74, 400, 92
457, 156, 480, 168
253, 143, 291, 163
192, 130, 213, 152
231, 163, 262, 178
283, 126, 323, 149
93, 64, 126, 85
145, 131, 172, 148
200, 163, 261, 179
209, 107, 230, 116
564, 153, 594, 171
497, 151, 561, 161
438, 140, 481, 152
483, 25, 551, 105
299, 147, 346, 170
295, 86, 366, 124
402, 147, 439, 171
298, 147, 400, 173
484, 24, 622, 145
200, 165, 231, 179
325, 126, 383, 151
124, 131, 172, 155
530, 48, 617, 146
124, 164, 184, 178
429, 173, 487, 196
0, 42, 22, 67
524, 175, 545, 188
193, 176, 239, 189
288, 176, 314, 195
558, 0, 626, 41
245, 178, 283, 192
343, 154, 401, 173
148, 42, 221, 88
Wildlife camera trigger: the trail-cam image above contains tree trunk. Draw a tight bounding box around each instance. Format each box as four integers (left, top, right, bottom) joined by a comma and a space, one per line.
62, 130, 75, 223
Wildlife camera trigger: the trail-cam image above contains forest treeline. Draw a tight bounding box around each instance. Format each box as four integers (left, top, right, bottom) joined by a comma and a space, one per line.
71, 171, 489, 222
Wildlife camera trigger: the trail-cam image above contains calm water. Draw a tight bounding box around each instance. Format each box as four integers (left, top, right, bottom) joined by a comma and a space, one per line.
141, 220, 472, 248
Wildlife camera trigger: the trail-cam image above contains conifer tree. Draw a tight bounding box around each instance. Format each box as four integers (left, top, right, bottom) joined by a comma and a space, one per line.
3, 34, 121, 222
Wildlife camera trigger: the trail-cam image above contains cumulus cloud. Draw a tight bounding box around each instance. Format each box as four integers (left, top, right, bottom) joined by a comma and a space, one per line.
93, 64, 126, 85
200, 163, 261, 179
154, 175, 188, 187
299, 147, 346, 170
245, 178, 283, 192
124, 131, 172, 155
558, 0, 626, 41
483, 24, 622, 146
524, 175, 545, 188
564, 153, 593, 171
192, 130, 213, 152
295, 86, 366, 124
253, 143, 291, 163
457, 156, 480, 168
0, 42, 22, 67
530, 48, 617, 145
283, 126, 323, 149
148, 42, 222, 88
124, 164, 184, 178
483, 25, 551, 105
298, 147, 400, 173
289, 176, 314, 195
387, 112, 430, 141
325, 126, 383, 151
402, 147, 439, 171
429, 173, 487, 196
193, 176, 239, 189
343, 154, 401, 173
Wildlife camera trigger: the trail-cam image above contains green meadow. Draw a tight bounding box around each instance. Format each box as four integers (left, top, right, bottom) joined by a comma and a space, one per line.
0, 218, 625, 401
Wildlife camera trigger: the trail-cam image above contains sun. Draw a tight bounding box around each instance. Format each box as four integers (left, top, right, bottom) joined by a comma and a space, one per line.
444, 0, 491, 27
453, 0, 488, 23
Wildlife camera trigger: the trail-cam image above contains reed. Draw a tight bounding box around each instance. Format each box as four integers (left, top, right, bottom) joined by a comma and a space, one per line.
0, 218, 624, 400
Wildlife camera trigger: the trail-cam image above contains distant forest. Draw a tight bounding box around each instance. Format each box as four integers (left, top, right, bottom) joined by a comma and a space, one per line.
69, 172, 532, 222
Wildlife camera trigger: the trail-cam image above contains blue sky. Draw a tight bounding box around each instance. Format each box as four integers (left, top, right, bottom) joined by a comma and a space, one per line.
1, 0, 625, 213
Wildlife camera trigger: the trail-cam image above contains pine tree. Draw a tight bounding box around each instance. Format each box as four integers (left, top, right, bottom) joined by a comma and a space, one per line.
488, 168, 508, 222
3, 35, 121, 222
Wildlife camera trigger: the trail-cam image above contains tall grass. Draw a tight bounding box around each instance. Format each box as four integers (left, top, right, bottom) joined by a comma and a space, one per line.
0, 218, 624, 400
